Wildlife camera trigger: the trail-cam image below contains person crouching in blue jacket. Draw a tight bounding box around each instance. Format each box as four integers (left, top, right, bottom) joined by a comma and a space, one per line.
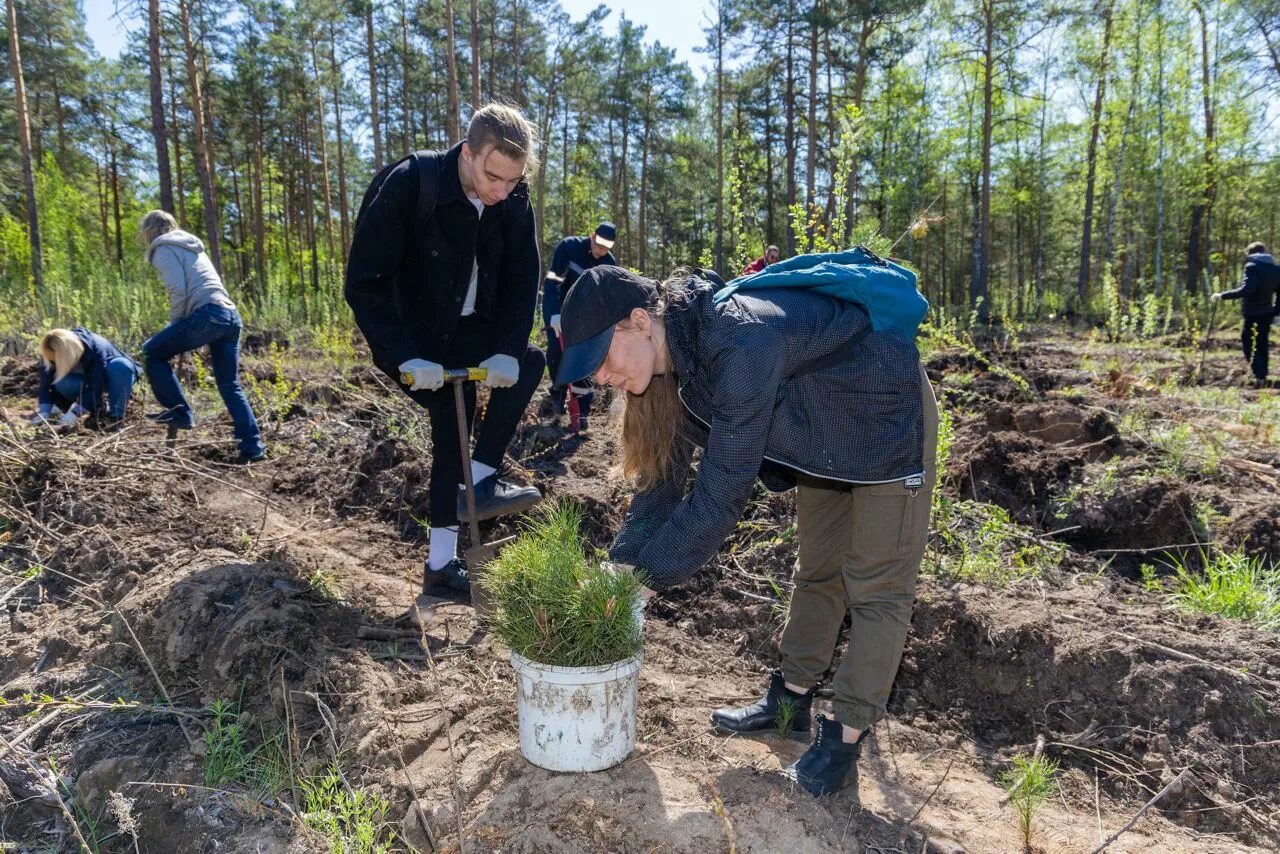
555, 265, 938, 797
34, 328, 140, 430
139, 210, 265, 463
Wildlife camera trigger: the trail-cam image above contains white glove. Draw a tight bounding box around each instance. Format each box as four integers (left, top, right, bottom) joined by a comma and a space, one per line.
550, 314, 562, 336
399, 359, 444, 391
479, 354, 519, 389
58, 410, 79, 427
1210, 293, 1223, 303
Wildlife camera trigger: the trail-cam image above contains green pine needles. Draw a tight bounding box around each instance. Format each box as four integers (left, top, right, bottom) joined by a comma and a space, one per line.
484, 500, 644, 668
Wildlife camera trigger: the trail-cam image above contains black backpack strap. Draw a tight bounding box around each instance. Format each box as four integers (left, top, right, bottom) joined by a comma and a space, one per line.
411, 150, 441, 235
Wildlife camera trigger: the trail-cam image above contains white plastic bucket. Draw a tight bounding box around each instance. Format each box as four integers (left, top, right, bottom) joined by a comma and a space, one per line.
511, 650, 642, 772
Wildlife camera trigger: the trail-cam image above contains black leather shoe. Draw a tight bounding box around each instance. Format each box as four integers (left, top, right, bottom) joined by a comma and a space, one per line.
423, 558, 471, 597
457, 465, 541, 522
785, 715, 868, 796
711, 670, 815, 736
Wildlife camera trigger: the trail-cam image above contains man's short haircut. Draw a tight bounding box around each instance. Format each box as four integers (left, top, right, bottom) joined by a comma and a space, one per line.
766, 245, 780, 254
1246, 241, 1267, 255
466, 104, 540, 176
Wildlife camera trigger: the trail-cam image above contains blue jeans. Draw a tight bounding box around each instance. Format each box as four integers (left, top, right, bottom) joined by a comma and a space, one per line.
53, 359, 140, 419
142, 303, 264, 457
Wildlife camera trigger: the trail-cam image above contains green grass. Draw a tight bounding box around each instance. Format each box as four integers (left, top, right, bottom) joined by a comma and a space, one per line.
203, 699, 258, 788
484, 500, 644, 668
1168, 550, 1280, 630
929, 500, 1058, 586
300, 765, 393, 854
999, 754, 1058, 851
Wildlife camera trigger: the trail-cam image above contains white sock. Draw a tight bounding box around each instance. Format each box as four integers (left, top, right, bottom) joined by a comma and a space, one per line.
468, 459, 496, 486
427, 526, 459, 570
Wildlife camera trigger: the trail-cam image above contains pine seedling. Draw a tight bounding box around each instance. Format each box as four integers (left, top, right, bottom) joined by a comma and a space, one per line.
775, 697, 798, 740
999, 754, 1058, 851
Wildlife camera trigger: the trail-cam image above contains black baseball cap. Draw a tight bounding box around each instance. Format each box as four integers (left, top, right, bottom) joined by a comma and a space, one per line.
554, 266, 659, 387
593, 221, 617, 249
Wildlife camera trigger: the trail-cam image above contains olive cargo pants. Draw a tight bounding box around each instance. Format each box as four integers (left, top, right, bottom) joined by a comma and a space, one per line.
779, 371, 939, 731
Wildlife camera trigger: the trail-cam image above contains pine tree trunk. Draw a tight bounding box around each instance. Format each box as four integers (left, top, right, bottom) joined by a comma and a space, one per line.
974, 0, 995, 323
638, 81, 652, 272
110, 132, 124, 265
310, 31, 337, 270
784, 0, 796, 255
367, 2, 383, 166
715, 3, 725, 271
470, 0, 481, 108
804, 6, 818, 249
179, 0, 222, 273
1187, 1, 1215, 298
444, 0, 460, 141
148, 0, 175, 212
1155, 0, 1167, 297
512, 0, 522, 103
1076, 0, 1114, 310
401, 0, 412, 151
167, 44, 188, 228
330, 21, 351, 254
6, 0, 43, 291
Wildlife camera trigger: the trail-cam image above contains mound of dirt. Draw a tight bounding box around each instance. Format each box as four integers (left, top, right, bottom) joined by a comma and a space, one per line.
1058, 477, 1200, 559
1221, 502, 1280, 567
954, 431, 1085, 523
896, 580, 1280, 843
113, 556, 358, 715
984, 401, 1124, 458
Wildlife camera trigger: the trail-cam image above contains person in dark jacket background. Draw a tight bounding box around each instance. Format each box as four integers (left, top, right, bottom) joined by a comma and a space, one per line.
542, 221, 617, 426
34, 328, 139, 428
345, 104, 544, 599
1212, 241, 1280, 387
555, 265, 937, 797
140, 209, 265, 462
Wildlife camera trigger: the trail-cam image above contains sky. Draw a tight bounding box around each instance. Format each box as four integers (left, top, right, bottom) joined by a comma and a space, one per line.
83, 0, 714, 71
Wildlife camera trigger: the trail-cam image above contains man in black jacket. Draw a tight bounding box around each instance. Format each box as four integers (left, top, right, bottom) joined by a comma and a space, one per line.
1213, 241, 1280, 387
345, 105, 544, 597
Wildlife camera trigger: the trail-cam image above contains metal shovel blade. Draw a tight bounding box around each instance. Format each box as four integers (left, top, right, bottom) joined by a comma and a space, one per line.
464, 534, 516, 620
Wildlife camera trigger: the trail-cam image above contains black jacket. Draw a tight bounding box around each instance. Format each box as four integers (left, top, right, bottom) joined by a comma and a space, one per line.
541, 236, 617, 324
1221, 253, 1280, 318
609, 277, 925, 589
344, 143, 540, 376
37, 328, 135, 415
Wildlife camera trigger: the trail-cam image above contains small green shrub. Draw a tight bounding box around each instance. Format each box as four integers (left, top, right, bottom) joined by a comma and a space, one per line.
1168, 550, 1280, 630
203, 699, 257, 787
484, 501, 643, 667
999, 754, 1058, 850
301, 765, 393, 854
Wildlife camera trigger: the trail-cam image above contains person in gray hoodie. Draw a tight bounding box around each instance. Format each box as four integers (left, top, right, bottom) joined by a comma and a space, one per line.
139, 210, 265, 461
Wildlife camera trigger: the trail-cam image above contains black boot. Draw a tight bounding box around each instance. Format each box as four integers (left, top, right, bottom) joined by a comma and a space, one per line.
711, 670, 814, 736
423, 558, 471, 597
786, 715, 868, 797
457, 464, 541, 522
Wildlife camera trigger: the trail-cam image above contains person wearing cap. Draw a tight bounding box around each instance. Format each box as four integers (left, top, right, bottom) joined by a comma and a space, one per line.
541, 222, 617, 427
741, 244, 780, 276
345, 104, 545, 599
556, 264, 936, 797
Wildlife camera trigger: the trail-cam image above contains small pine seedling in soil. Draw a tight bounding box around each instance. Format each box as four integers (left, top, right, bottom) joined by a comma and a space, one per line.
775, 697, 798, 740
999, 754, 1058, 852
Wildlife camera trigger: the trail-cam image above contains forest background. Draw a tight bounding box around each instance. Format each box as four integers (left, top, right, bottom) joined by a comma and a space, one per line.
3, 0, 1280, 345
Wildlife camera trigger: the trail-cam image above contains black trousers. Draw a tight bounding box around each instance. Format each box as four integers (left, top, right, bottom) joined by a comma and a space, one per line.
544, 324, 595, 414
403, 316, 545, 527
1241, 313, 1273, 381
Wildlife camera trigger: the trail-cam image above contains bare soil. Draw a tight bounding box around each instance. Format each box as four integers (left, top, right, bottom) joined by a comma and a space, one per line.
1, 329, 1278, 853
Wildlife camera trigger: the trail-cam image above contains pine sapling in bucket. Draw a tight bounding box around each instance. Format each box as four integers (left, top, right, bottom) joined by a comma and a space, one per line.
483, 500, 645, 772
